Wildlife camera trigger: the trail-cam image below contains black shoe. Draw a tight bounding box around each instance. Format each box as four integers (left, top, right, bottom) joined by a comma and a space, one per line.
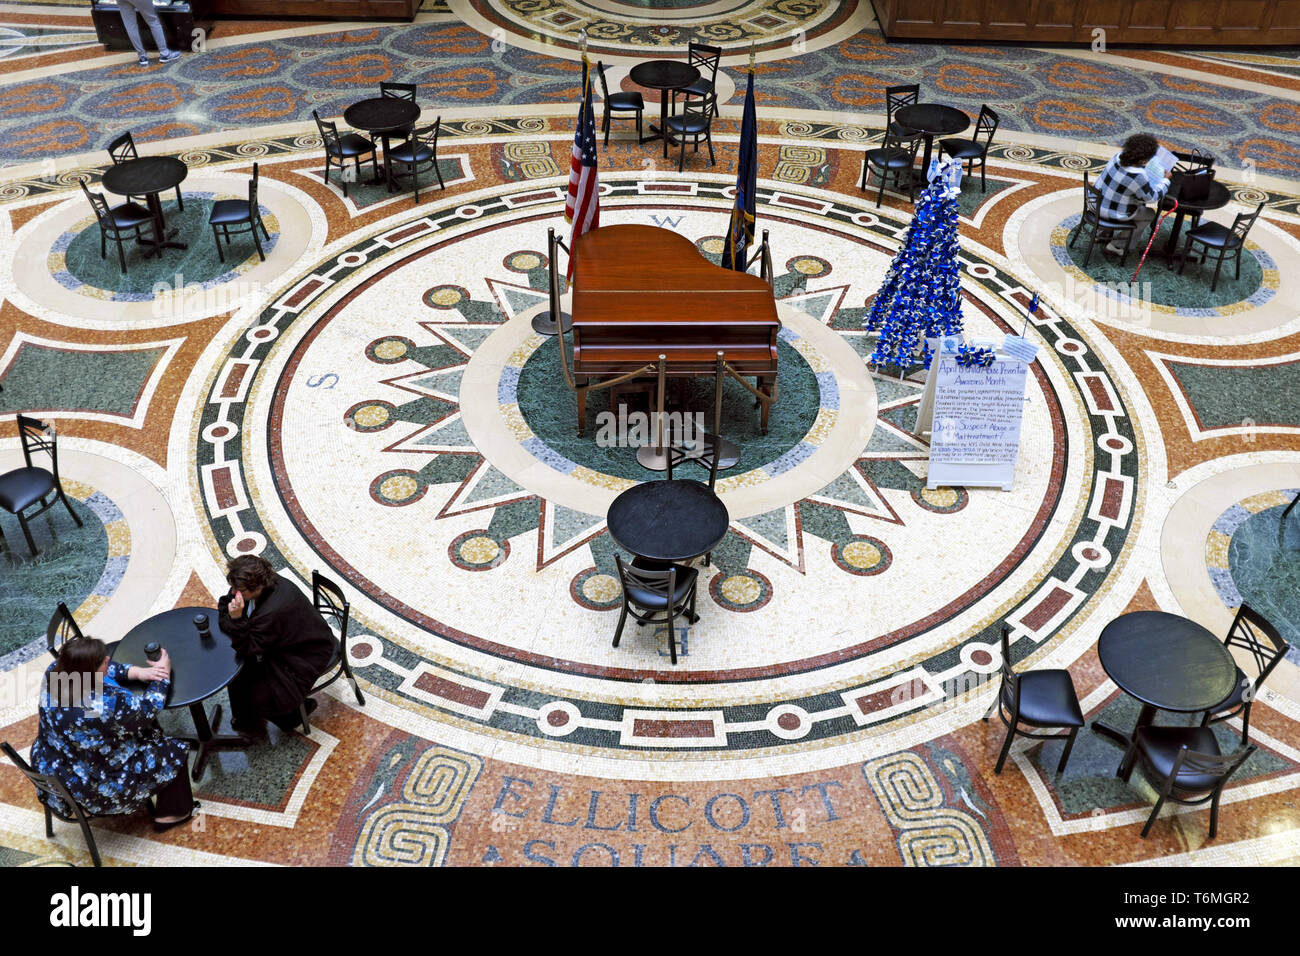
153, 801, 200, 832
230, 718, 267, 739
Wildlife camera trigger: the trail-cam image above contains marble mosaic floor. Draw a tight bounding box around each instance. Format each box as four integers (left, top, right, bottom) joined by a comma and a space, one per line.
0, 2, 1297, 868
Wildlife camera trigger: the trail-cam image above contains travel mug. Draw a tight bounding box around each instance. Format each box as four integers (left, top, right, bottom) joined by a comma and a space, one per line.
144, 642, 161, 662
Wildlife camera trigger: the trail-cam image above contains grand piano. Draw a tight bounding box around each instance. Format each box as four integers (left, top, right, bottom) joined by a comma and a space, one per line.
567, 224, 779, 434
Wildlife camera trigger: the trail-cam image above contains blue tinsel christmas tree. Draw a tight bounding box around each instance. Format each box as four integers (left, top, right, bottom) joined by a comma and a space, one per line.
864, 156, 966, 372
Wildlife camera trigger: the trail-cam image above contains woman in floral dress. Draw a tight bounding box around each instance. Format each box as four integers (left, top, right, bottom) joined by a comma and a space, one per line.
31, 637, 198, 829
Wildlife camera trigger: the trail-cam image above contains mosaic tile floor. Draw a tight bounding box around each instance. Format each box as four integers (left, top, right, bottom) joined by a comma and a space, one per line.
0, 2, 1297, 868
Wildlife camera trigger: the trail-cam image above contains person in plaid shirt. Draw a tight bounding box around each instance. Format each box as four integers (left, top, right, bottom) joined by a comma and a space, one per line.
1095, 133, 1172, 255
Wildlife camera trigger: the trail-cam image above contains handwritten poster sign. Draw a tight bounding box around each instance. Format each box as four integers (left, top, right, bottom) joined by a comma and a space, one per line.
927, 355, 1029, 491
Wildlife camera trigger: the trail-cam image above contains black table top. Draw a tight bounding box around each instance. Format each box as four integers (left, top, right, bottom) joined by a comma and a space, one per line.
111, 607, 242, 710
629, 60, 701, 92
895, 103, 971, 137
343, 97, 421, 134
101, 156, 187, 197
1098, 610, 1238, 713
1162, 173, 1230, 213
607, 479, 729, 563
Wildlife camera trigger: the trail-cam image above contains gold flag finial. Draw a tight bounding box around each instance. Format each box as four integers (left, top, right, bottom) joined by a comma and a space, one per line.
580, 28, 588, 59
748, 40, 755, 72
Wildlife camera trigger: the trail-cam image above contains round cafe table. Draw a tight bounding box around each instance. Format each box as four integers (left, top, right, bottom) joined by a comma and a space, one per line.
628, 60, 701, 159
112, 606, 249, 782
1159, 173, 1230, 268
1092, 610, 1239, 777
607, 479, 729, 564
101, 156, 189, 259
343, 97, 421, 192
893, 103, 970, 182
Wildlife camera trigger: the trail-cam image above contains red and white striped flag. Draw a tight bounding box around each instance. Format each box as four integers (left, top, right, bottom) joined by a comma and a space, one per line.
564, 56, 600, 277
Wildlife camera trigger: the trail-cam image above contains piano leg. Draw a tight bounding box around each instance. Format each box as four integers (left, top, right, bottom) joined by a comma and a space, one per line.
759, 376, 773, 434
576, 378, 588, 435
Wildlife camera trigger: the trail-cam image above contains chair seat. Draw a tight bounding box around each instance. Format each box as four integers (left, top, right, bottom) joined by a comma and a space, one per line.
1136, 725, 1223, 793
865, 147, 914, 170
888, 120, 919, 139
1186, 221, 1240, 249
624, 565, 698, 610
1011, 669, 1084, 728
388, 142, 434, 164
665, 115, 710, 135
0, 466, 55, 513
607, 91, 644, 111
331, 133, 376, 158
681, 78, 713, 98
939, 137, 985, 160
208, 199, 253, 225
108, 202, 154, 228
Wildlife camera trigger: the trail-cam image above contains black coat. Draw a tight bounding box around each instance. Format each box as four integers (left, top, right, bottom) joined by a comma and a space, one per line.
218, 574, 336, 717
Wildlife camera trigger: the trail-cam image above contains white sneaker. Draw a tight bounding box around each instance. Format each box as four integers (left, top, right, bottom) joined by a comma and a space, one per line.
1105, 240, 1126, 256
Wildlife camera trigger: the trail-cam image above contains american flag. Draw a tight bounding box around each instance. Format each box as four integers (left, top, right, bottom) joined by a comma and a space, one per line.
564, 57, 600, 276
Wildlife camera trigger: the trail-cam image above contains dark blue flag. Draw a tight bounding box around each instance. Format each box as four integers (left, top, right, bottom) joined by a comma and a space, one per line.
722, 69, 757, 271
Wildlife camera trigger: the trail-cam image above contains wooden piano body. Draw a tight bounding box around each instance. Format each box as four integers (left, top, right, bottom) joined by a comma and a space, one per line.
569, 224, 779, 434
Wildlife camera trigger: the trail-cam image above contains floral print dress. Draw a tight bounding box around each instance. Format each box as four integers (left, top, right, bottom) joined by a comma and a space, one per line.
30, 661, 190, 816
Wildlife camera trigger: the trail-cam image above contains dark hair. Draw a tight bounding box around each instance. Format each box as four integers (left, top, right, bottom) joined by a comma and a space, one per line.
48, 638, 108, 706
1119, 133, 1159, 168
227, 554, 277, 592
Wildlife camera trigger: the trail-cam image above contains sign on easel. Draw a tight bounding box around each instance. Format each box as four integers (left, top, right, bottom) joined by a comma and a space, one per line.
926, 354, 1029, 491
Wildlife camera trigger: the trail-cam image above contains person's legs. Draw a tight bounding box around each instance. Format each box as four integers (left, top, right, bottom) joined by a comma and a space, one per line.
225, 666, 263, 731
116, 0, 148, 59
123, 0, 175, 57
152, 772, 194, 821
1126, 207, 1156, 252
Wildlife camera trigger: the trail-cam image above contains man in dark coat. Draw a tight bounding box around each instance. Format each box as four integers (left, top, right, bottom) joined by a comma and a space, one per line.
218, 555, 336, 734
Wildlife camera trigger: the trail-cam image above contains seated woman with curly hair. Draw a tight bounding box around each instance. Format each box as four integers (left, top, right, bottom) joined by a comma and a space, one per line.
31, 637, 198, 830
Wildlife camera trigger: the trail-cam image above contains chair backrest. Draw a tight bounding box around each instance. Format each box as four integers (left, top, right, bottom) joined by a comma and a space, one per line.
405, 120, 440, 155
687, 41, 722, 81
248, 161, 259, 211
16, 414, 60, 474
380, 81, 417, 101
1229, 201, 1266, 245
595, 60, 611, 100
46, 602, 84, 660
1167, 743, 1255, 795
1081, 171, 1103, 224
1, 741, 85, 822
312, 110, 340, 153
998, 624, 1021, 713
885, 83, 919, 126
1225, 603, 1289, 688
79, 179, 112, 226
875, 127, 920, 167
681, 93, 716, 126
614, 554, 677, 607
312, 569, 350, 643
973, 104, 999, 147
107, 132, 138, 166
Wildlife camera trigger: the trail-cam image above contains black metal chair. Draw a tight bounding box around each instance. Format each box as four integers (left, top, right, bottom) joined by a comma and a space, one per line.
860, 128, 921, 208
612, 555, 699, 666
939, 104, 999, 192
596, 61, 643, 147
78, 179, 157, 275
379, 81, 417, 101
1179, 201, 1265, 293
674, 41, 722, 119
107, 131, 183, 210
299, 570, 366, 736
46, 602, 84, 659
885, 83, 920, 142
1068, 171, 1138, 268
1120, 726, 1254, 839
312, 109, 379, 198
2, 742, 102, 866
209, 162, 269, 263
387, 119, 445, 203
1199, 604, 1289, 745
0, 415, 83, 558
664, 94, 716, 172
983, 624, 1085, 775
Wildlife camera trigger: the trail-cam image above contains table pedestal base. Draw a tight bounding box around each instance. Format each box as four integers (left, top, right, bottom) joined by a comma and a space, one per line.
1091, 702, 1157, 777
184, 702, 252, 782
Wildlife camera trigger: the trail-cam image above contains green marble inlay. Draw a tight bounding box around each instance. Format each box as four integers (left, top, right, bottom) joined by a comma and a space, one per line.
62, 197, 269, 294
1227, 505, 1300, 652
1031, 694, 1292, 816
0, 343, 164, 417
516, 337, 820, 481
0, 846, 38, 866
1, 499, 107, 657
1167, 359, 1300, 429
954, 176, 1014, 217
1063, 218, 1264, 309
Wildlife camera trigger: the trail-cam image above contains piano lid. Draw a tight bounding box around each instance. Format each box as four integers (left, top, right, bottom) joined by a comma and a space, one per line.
571, 224, 778, 328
